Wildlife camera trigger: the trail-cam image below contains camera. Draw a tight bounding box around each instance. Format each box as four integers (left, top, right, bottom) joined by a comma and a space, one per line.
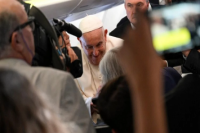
53, 18, 83, 78
149, 2, 200, 55
21, 1, 83, 78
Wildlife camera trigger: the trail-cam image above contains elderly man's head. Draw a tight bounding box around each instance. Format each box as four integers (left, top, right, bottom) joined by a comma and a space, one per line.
124, 0, 149, 25
0, 0, 35, 65
78, 15, 107, 66
100, 47, 124, 85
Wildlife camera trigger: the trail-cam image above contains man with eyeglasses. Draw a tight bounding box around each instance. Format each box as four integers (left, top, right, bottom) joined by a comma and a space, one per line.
0, 0, 95, 133
73, 15, 123, 122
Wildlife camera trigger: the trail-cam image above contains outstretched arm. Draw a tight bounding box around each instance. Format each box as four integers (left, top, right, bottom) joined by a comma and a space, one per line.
118, 12, 167, 133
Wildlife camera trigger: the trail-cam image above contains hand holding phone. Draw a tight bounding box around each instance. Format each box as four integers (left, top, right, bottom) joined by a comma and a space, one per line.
149, 2, 200, 55
92, 97, 98, 105
91, 98, 99, 115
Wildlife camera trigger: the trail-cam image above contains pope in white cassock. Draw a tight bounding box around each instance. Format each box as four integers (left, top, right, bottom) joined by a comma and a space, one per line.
75, 15, 123, 120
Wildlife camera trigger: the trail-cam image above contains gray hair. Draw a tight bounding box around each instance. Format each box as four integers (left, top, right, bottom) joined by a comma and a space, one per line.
100, 46, 124, 85
0, 11, 19, 54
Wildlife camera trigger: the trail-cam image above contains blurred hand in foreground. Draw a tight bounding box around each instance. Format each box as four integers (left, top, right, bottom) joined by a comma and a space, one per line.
118, 11, 167, 133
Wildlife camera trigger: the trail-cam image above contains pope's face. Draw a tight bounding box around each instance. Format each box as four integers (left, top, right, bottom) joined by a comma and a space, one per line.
125, 0, 149, 25
80, 28, 107, 66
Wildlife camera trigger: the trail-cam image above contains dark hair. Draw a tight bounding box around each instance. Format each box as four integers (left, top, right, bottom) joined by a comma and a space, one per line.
97, 76, 134, 133
0, 68, 66, 133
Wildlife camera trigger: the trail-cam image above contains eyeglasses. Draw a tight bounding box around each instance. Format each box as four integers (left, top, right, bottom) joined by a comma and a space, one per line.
13, 17, 35, 32
9, 17, 35, 42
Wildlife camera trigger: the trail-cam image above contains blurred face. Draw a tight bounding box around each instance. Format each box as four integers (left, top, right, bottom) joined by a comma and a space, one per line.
79, 28, 107, 66
11, 2, 35, 65
124, 0, 149, 25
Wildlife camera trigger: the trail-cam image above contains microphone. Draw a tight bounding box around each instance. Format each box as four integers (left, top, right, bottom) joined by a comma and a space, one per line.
53, 18, 64, 26
53, 18, 82, 38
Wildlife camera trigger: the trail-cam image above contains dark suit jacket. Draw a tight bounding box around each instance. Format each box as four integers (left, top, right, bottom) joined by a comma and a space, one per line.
0, 59, 95, 133
163, 67, 182, 94
182, 49, 200, 74
165, 74, 200, 133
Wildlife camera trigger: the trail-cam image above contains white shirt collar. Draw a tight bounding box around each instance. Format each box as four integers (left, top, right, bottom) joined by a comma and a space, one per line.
130, 23, 135, 29
148, 3, 152, 11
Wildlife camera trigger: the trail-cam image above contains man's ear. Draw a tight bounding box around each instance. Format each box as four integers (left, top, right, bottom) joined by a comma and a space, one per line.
104, 29, 108, 36
11, 32, 23, 52
147, 2, 150, 8
104, 29, 108, 40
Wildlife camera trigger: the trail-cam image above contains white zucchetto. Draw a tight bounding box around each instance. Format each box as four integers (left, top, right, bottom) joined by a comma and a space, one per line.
79, 15, 103, 34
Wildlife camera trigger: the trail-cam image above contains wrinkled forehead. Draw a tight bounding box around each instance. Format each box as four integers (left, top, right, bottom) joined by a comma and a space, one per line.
124, 0, 148, 4
82, 28, 104, 45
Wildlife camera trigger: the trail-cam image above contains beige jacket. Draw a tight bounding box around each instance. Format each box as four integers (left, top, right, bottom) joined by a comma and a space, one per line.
0, 58, 95, 133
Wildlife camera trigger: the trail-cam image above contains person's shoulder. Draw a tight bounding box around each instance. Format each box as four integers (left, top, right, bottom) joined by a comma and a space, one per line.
163, 67, 181, 79
31, 66, 73, 80
107, 35, 123, 45
181, 74, 200, 82
116, 16, 130, 27
106, 36, 123, 51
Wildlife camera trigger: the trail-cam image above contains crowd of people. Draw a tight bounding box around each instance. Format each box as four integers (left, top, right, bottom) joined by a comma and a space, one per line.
0, 0, 200, 133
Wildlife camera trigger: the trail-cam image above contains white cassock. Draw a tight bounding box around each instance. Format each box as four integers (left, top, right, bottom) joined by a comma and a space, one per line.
75, 35, 123, 120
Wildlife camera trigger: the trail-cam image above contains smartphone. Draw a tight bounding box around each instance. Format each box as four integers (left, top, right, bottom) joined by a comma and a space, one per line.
92, 97, 98, 105
149, 2, 200, 55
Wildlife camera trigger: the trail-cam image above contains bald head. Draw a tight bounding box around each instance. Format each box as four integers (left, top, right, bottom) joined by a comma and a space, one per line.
0, 0, 34, 65
0, 0, 27, 47
0, 0, 26, 23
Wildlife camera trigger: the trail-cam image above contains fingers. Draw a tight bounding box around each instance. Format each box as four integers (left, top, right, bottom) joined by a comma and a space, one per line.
162, 60, 168, 67
66, 46, 78, 62
91, 103, 99, 114
64, 39, 70, 47
66, 46, 73, 56
63, 32, 71, 47
93, 108, 99, 114
62, 31, 69, 39
59, 31, 78, 62
58, 32, 71, 48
